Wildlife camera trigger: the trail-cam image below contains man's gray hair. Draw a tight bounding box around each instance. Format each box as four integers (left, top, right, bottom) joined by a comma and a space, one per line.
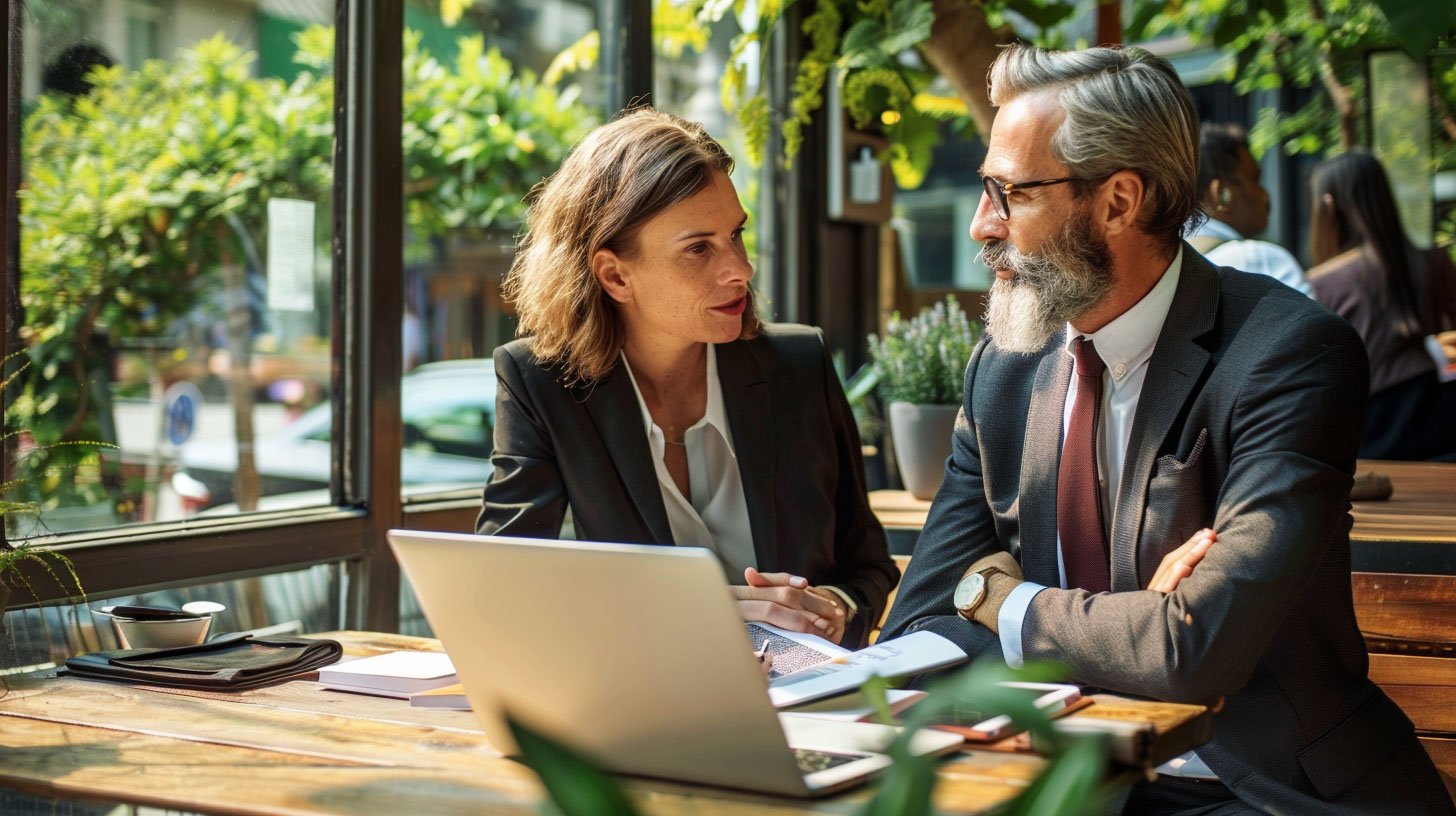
988, 45, 1200, 252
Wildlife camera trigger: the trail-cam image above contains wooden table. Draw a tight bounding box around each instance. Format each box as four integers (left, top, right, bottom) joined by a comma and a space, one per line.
872, 460, 1456, 571
0, 632, 1208, 815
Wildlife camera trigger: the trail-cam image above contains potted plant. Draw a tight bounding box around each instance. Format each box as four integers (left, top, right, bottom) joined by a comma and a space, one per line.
868, 297, 981, 500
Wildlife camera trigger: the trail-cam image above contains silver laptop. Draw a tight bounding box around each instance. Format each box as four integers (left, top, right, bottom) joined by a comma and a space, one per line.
387, 529, 964, 796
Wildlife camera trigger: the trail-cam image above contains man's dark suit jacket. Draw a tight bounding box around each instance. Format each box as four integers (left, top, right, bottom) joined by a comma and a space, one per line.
477, 323, 899, 647
881, 247, 1453, 815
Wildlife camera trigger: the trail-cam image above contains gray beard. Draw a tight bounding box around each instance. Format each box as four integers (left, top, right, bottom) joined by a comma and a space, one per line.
980, 211, 1113, 354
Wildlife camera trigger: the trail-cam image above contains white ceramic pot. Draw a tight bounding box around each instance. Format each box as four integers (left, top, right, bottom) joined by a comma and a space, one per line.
888, 401, 960, 501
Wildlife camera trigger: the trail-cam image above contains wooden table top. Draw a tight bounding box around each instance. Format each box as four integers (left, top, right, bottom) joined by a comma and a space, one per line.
872, 460, 1456, 545
0, 631, 1209, 816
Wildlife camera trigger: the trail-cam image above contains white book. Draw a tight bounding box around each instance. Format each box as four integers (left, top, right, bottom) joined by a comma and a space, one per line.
317, 651, 457, 696
747, 623, 966, 709
409, 683, 469, 710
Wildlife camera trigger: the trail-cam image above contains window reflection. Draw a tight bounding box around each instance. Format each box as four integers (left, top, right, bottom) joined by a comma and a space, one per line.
12, 1, 335, 532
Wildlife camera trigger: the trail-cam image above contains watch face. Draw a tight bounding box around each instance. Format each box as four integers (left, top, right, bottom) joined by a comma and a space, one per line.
954, 571, 986, 611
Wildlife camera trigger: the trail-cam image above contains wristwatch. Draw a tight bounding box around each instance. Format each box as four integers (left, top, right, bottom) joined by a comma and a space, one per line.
955, 564, 1009, 620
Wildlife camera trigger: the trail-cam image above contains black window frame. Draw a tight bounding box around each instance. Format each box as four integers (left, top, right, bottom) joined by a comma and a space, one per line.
1, 0, 805, 632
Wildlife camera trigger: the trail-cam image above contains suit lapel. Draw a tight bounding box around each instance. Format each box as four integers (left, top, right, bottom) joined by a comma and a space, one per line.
579, 362, 675, 546
1018, 332, 1071, 588
1110, 246, 1218, 591
716, 339, 779, 572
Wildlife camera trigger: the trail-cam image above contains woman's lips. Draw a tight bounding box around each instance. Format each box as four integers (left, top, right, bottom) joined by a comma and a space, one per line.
711, 295, 748, 316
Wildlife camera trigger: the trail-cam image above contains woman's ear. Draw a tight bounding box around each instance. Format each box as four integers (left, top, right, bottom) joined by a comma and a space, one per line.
592, 248, 632, 305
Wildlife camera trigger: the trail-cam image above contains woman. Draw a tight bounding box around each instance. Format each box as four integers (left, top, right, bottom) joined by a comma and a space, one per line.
478, 108, 897, 646
1308, 149, 1456, 460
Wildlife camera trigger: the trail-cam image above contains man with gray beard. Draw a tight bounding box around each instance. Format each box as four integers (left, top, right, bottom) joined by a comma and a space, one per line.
880, 45, 1451, 816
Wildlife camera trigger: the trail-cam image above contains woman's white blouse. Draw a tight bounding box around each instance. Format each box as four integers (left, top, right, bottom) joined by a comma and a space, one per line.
621, 345, 756, 579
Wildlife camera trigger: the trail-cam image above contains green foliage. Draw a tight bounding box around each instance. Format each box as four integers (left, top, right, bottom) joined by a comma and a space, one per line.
868, 296, 981, 406
15, 27, 595, 516
401, 29, 597, 261
857, 659, 1116, 816
508, 714, 641, 816
1128, 0, 1454, 160
0, 541, 86, 606
687, 0, 1071, 185
513, 656, 1112, 816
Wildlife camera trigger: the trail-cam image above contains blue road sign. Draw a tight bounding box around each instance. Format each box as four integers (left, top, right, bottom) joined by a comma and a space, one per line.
163, 382, 204, 447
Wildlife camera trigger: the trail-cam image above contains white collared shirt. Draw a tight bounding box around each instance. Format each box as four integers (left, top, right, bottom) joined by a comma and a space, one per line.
992, 248, 1218, 779
621, 345, 757, 580
1190, 217, 1313, 297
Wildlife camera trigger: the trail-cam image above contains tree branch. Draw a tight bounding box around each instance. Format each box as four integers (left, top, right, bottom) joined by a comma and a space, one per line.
1308, 0, 1358, 148
920, 0, 1016, 138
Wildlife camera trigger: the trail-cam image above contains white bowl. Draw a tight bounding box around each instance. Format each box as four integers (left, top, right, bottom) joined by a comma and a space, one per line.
110, 615, 212, 650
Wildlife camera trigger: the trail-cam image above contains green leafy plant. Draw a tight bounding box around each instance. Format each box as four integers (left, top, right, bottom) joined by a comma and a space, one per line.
15, 26, 597, 521
509, 658, 1117, 816
858, 659, 1118, 816
868, 296, 981, 406
669, 0, 1075, 186
0, 351, 91, 661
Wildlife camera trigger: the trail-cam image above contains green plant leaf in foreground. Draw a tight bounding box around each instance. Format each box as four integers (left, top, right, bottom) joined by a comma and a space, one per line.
507, 714, 640, 816
994, 732, 1112, 816
856, 658, 1117, 816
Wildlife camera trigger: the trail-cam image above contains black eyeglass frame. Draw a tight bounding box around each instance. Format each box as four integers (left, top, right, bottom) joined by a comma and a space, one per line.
981, 175, 1079, 220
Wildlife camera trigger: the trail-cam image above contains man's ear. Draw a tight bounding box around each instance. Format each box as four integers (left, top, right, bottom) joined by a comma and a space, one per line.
591, 248, 632, 305
1098, 169, 1145, 238
1208, 179, 1232, 210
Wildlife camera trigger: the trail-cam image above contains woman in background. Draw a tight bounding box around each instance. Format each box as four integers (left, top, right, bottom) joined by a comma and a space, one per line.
1308, 148, 1456, 460
477, 107, 897, 646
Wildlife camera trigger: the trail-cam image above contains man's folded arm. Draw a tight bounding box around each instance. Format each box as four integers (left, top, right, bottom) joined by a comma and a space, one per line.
1021, 310, 1367, 703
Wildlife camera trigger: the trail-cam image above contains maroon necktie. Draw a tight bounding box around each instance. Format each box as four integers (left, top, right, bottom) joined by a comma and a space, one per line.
1059, 337, 1110, 593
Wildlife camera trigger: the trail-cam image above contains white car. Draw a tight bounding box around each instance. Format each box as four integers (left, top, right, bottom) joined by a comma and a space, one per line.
173, 359, 496, 513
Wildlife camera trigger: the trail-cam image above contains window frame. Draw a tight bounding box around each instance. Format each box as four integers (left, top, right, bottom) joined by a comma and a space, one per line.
1, 0, 408, 629
0, 0, 793, 632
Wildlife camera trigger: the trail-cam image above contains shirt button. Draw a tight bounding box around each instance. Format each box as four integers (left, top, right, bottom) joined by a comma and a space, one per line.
1112, 362, 1127, 380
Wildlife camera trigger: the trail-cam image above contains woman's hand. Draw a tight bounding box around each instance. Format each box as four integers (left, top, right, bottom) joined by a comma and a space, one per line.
1148, 528, 1217, 594
730, 567, 847, 643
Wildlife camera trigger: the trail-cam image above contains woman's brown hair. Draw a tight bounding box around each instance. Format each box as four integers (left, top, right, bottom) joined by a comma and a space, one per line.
503, 107, 760, 383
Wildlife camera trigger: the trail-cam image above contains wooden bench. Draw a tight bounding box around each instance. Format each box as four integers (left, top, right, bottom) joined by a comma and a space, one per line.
1354, 571, 1456, 796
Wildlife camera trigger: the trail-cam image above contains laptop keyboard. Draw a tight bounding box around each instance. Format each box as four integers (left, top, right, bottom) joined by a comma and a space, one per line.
793, 748, 864, 775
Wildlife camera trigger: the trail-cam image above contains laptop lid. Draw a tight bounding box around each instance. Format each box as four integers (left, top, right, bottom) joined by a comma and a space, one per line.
387, 530, 813, 795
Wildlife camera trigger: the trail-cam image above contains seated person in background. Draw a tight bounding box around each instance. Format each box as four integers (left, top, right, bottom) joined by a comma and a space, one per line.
477, 107, 898, 647
881, 44, 1452, 815
1308, 148, 1456, 461
1186, 123, 1313, 296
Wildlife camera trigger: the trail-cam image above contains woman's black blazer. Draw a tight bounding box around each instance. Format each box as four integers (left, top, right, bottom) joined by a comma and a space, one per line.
477, 323, 898, 646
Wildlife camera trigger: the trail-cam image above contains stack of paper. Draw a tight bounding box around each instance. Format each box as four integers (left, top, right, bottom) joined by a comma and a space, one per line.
317, 651, 457, 699
410, 682, 469, 710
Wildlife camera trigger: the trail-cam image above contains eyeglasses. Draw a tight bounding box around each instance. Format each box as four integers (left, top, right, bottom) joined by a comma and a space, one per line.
981, 175, 1079, 220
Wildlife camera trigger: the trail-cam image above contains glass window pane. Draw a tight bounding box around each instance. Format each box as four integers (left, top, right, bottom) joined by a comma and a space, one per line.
653, 9, 767, 288
10, 1, 338, 532
0, 563, 344, 670
1370, 50, 1435, 248
396, 1, 601, 503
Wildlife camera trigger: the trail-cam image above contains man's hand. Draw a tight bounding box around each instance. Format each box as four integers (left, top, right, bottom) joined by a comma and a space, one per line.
1148, 528, 1217, 593
730, 567, 846, 642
